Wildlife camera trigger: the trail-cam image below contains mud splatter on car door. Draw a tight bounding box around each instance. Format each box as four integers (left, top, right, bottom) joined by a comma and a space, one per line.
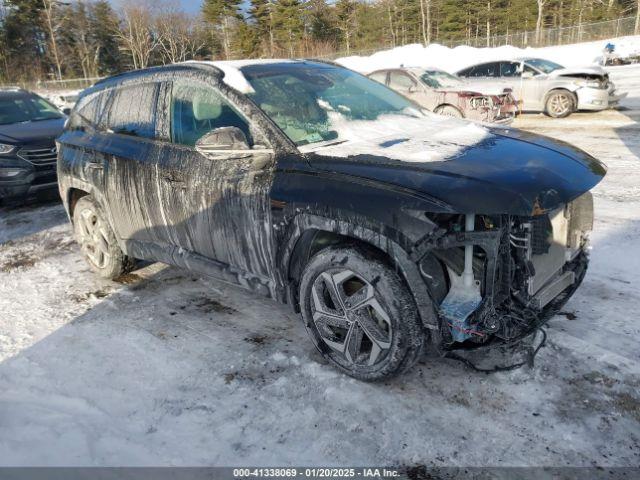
101, 82, 163, 243
150, 79, 277, 294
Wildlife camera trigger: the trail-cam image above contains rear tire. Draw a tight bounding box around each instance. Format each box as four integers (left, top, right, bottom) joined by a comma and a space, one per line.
299, 245, 425, 381
434, 105, 464, 118
545, 90, 576, 118
73, 196, 134, 279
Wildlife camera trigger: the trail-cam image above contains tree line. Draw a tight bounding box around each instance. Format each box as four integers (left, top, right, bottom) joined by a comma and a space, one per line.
0, 0, 638, 84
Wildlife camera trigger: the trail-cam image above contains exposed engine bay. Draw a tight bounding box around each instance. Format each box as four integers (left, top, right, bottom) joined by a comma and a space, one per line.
420, 192, 594, 347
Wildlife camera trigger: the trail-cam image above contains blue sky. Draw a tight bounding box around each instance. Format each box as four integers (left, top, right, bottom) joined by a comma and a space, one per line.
109, 0, 202, 14
169, 0, 201, 14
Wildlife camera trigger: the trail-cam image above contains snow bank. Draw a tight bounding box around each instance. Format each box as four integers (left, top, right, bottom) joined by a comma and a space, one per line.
337, 35, 640, 74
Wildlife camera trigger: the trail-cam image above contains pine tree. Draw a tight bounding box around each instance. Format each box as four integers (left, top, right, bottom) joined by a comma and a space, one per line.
202, 0, 243, 59
335, 0, 357, 53
307, 0, 338, 44
272, 0, 305, 57
2, 0, 48, 80
249, 0, 276, 56
91, 0, 124, 76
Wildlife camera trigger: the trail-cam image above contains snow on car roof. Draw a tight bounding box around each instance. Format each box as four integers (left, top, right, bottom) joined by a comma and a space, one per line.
187, 59, 297, 94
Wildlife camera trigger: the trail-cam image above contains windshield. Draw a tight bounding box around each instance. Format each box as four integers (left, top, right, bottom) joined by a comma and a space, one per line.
420, 70, 463, 88
0, 94, 63, 125
241, 63, 420, 146
525, 58, 564, 74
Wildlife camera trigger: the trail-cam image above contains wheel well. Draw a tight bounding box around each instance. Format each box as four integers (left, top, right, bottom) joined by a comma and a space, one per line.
434, 104, 464, 116
287, 229, 397, 310
67, 188, 90, 220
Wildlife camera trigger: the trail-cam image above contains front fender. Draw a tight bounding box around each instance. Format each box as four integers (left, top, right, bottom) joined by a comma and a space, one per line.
279, 213, 440, 330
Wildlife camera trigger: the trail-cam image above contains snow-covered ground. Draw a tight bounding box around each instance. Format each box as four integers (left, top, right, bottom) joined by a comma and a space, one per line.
337, 35, 640, 73
0, 65, 639, 468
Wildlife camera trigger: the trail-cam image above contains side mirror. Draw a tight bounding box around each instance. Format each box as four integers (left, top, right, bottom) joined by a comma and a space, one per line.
521, 71, 534, 79
196, 126, 250, 153
62, 107, 72, 115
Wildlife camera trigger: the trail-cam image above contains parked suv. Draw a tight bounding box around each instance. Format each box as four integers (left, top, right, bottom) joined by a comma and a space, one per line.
0, 88, 66, 203
58, 60, 605, 380
456, 58, 627, 117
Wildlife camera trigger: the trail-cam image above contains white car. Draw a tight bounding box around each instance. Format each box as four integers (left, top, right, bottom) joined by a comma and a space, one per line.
41, 90, 81, 115
456, 58, 627, 118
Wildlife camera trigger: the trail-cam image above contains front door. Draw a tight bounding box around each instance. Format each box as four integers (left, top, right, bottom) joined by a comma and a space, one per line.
152, 78, 277, 291
499, 62, 542, 111
388, 70, 434, 110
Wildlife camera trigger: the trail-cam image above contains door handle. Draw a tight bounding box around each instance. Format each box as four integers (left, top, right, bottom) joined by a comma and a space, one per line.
85, 155, 103, 170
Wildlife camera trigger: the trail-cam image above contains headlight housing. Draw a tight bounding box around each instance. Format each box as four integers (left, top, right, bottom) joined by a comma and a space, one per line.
0, 143, 16, 155
574, 79, 603, 89
470, 96, 494, 109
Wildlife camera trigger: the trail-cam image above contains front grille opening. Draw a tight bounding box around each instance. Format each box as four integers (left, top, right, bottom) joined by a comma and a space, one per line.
18, 146, 57, 166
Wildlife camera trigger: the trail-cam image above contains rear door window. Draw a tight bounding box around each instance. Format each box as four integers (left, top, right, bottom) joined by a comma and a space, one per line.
69, 91, 111, 130
105, 83, 160, 139
468, 62, 499, 77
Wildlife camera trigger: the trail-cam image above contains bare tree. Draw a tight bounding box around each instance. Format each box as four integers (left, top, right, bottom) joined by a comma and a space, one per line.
115, 0, 160, 70
419, 0, 432, 46
636, 0, 640, 35
156, 12, 205, 64
535, 0, 548, 45
486, 0, 491, 47
42, 0, 69, 80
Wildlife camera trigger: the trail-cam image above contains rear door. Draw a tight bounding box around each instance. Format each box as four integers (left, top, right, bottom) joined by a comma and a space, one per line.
151, 78, 277, 288
99, 82, 166, 243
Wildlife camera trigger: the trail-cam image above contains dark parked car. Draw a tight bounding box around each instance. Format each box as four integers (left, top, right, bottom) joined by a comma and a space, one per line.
58, 60, 605, 380
0, 87, 66, 204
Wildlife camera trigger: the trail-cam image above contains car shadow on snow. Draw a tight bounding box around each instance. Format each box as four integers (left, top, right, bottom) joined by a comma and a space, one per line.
613, 106, 640, 162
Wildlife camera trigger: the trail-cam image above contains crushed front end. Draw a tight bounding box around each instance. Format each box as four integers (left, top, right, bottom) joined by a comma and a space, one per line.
418, 192, 594, 348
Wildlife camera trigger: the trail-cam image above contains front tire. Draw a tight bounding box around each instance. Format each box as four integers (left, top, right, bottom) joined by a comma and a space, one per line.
299, 245, 425, 381
73, 196, 134, 279
545, 90, 576, 118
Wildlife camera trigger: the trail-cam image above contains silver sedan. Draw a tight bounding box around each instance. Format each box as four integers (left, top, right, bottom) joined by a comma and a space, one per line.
456, 58, 627, 118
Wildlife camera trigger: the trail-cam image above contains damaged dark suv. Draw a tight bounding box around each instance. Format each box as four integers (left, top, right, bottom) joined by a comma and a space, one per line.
57, 60, 606, 380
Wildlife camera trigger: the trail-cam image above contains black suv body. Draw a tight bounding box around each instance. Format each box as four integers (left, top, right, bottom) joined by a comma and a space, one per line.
0, 88, 65, 203
57, 61, 606, 380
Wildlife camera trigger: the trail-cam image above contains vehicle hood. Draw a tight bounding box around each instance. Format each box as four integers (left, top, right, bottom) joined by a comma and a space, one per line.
303, 116, 606, 215
549, 65, 607, 78
442, 83, 512, 96
0, 117, 65, 145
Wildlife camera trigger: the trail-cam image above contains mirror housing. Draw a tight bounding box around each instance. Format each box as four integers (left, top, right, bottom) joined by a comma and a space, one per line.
196, 126, 250, 152
62, 107, 72, 115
